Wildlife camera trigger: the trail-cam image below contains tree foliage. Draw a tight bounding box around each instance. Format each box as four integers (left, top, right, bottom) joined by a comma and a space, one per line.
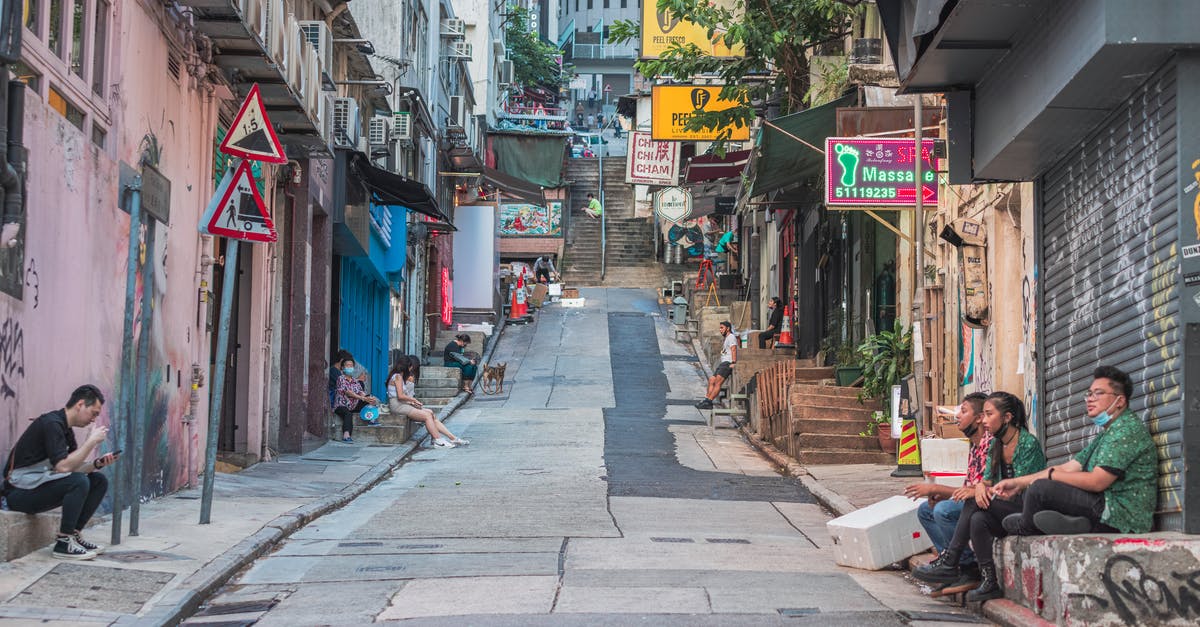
609, 0, 857, 138
505, 7, 569, 91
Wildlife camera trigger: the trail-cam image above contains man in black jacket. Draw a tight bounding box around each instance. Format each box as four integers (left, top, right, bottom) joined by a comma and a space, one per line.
758, 297, 785, 348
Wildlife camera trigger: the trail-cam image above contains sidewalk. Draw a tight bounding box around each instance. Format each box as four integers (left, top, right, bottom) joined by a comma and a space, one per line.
0, 394, 473, 625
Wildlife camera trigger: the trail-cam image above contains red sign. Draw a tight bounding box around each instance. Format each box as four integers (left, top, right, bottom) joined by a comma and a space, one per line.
440, 267, 453, 326
204, 160, 277, 242
825, 137, 938, 207
625, 131, 680, 186
219, 84, 287, 164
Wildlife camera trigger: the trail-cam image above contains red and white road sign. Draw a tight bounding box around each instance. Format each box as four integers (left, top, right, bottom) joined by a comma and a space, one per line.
200, 160, 277, 242
219, 84, 287, 164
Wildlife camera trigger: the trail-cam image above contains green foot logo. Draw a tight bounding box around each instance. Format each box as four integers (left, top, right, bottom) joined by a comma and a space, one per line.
835, 144, 860, 187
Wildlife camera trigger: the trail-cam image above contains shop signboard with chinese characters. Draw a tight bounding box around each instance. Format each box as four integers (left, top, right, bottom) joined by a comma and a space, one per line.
825, 138, 938, 207
499, 202, 562, 236
626, 132, 681, 185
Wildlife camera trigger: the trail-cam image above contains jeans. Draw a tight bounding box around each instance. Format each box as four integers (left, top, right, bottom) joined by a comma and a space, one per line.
334, 400, 367, 436
947, 495, 1024, 568
1021, 479, 1114, 533
6, 472, 108, 535
917, 499, 975, 565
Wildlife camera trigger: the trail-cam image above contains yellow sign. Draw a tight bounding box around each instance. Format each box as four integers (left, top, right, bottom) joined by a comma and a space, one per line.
651, 85, 750, 142
641, 0, 744, 59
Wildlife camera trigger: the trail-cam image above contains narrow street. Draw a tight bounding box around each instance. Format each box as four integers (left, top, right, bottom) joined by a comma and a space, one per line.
192, 290, 982, 625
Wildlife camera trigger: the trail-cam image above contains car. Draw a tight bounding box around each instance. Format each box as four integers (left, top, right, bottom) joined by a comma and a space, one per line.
573, 132, 609, 157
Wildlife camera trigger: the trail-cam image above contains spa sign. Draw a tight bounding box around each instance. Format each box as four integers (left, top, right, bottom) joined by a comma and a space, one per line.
825, 138, 939, 207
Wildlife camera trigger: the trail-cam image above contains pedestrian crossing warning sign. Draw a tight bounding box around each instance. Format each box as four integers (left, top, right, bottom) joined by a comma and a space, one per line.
218, 84, 287, 164
200, 160, 277, 242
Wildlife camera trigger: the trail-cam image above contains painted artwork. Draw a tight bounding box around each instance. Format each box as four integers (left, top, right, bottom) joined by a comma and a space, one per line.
499, 202, 562, 236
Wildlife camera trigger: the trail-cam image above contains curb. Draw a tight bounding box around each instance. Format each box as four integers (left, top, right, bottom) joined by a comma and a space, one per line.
982, 598, 1056, 627
137, 327, 505, 626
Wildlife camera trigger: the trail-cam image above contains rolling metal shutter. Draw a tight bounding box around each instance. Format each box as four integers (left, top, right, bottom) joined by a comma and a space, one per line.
1039, 62, 1182, 529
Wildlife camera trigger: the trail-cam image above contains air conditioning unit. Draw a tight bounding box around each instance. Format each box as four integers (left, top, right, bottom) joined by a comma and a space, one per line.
266, 0, 287, 67
448, 95, 464, 128
298, 21, 333, 73
241, 0, 265, 36
331, 97, 360, 148
451, 41, 472, 58
393, 112, 413, 140
850, 38, 882, 64
499, 60, 514, 86
285, 16, 303, 93
440, 18, 465, 38
367, 117, 390, 145
493, 41, 505, 57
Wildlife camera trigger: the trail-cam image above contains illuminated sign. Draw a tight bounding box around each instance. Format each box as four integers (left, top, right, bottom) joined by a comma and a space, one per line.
441, 267, 453, 326
640, 0, 743, 59
651, 85, 750, 142
825, 137, 939, 207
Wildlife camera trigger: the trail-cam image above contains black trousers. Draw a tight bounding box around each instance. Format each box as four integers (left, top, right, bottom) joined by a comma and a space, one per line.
947, 495, 1024, 568
334, 400, 367, 436
758, 329, 778, 348
6, 472, 108, 535
535, 268, 550, 283
1021, 479, 1115, 533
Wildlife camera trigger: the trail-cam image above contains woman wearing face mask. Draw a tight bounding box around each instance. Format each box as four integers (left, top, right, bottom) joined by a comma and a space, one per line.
913, 391, 1045, 602
333, 356, 380, 443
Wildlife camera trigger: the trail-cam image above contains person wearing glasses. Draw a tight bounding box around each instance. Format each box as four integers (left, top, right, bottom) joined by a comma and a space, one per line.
991, 365, 1157, 539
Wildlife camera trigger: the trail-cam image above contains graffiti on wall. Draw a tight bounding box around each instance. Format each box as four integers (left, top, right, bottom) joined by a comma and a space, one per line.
1067, 553, 1200, 625
499, 202, 562, 236
0, 316, 24, 402
664, 218, 706, 258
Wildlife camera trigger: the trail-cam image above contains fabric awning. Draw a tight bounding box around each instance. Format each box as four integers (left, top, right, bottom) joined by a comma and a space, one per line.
684, 149, 751, 183
491, 133, 568, 188
482, 166, 545, 205
349, 153, 446, 221
750, 93, 856, 198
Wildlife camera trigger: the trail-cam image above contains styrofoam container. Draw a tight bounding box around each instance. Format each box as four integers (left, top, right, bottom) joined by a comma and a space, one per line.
560, 297, 586, 307
921, 437, 969, 474
927, 471, 967, 487
548, 283, 563, 296
827, 495, 932, 570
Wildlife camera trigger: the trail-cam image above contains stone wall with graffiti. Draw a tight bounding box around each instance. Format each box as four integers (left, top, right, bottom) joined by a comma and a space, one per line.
935, 180, 1039, 431
0, 9, 222, 502
662, 216, 717, 259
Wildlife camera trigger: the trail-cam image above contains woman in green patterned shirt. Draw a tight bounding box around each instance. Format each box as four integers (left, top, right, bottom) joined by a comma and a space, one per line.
914, 391, 1046, 602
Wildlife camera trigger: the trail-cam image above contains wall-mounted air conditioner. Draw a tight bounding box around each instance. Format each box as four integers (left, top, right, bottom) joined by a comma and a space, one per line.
440, 18, 465, 38
299, 21, 333, 73
266, 0, 287, 68
451, 41, 472, 58
393, 112, 413, 140
332, 97, 360, 148
499, 60, 514, 86
368, 118, 390, 145
850, 38, 882, 64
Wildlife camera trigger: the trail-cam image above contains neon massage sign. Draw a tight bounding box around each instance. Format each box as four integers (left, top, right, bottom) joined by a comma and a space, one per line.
825, 138, 938, 207
441, 267, 452, 326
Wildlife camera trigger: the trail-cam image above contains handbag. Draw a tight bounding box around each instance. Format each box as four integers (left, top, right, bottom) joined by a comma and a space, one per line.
7, 459, 70, 490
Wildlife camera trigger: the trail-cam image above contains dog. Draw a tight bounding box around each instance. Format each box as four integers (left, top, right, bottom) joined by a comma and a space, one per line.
480, 362, 507, 395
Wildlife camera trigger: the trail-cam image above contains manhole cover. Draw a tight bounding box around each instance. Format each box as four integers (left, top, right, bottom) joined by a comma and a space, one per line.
101, 550, 190, 563
649, 537, 694, 543
13, 563, 173, 614
706, 538, 750, 544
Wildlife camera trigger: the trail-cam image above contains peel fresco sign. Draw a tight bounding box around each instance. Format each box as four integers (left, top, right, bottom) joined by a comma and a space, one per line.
825, 138, 938, 207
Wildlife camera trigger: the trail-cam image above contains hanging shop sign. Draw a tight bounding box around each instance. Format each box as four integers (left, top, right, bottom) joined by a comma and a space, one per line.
199, 160, 277, 242
441, 267, 453, 326
626, 131, 681, 186
640, 0, 744, 59
219, 84, 287, 164
825, 137, 939, 207
651, 85, 750, 142
655, 186, 692, 223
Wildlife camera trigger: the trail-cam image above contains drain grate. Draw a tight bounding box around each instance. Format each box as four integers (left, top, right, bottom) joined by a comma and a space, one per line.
358, 565, 407, 573
705, 538, 750, 544
337, 541, 383, 548
778, 608, 821, 617
100, 550, 190, 563
661, 355, 700, 362
649, 537, 695, 543
195, 599, 279, 616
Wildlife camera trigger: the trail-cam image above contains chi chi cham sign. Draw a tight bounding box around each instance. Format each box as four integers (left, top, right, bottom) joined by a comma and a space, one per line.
825, 138, 938, 207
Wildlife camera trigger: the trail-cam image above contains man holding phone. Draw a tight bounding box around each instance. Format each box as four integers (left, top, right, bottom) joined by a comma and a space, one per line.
2, 385, 119, 560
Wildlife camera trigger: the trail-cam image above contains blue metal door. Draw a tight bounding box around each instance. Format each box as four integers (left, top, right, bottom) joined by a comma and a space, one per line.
338, 257, 391, 400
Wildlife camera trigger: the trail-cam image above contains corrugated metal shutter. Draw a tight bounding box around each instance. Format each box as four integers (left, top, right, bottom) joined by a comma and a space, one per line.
1040, 61, 1182, 529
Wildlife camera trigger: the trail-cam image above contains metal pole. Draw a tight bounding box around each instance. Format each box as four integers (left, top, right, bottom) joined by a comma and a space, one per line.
911, 97, 926, 426
129, 220, 156, 535
112, 177, 143, 546
599, 119, 606, 280
200, 239, 239, 524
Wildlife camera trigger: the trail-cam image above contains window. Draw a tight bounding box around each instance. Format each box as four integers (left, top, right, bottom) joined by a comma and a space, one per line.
575, 0, 578, 12
48, 85, 84, 129
91, 0, 107, 94
587, 0, 592, 9
48, 0, 63, 56
621, 0, 627, 7
70, 0, 86, 76
604, 0, 609, 6
10, 60, 42, 94
25, 0, 40, 34
91, 124, 105, 148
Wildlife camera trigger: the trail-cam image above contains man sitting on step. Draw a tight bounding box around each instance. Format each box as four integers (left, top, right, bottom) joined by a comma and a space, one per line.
583, 193, 603, 219
696, 321, 737, 410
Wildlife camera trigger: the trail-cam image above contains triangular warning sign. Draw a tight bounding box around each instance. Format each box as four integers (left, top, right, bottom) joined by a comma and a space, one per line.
204, 160, 277, 242
219, 84, 287, 164
199, 164, 237, 236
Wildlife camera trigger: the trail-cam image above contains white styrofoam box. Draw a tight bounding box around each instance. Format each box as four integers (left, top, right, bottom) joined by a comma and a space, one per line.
827, 495, 932, 570
927, 471, 967, 487
920, 437, 970, 474
547, 283, 563, 296
560, 298, 586, 307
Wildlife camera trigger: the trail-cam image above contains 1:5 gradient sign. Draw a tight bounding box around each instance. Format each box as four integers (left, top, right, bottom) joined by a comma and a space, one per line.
825, 138, 938, 207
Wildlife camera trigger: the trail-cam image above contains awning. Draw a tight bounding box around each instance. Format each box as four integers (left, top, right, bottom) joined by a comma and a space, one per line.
684, 150, 751, 183
349, 153, 446, 221
482, 166, 545, 205
424, 220, 457, 233
490, 134, 568, 188
750, 93, 856, 198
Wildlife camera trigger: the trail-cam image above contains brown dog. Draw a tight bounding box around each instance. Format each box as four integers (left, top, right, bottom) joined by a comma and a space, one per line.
480, 362, 507, 395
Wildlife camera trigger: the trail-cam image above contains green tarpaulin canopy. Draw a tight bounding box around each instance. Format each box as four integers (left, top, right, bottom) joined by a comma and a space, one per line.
491, 133, 569, 188
750, 93, 856, 198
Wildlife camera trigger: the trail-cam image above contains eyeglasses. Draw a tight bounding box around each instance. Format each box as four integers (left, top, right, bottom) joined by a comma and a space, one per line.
1082, 390, 1115, 400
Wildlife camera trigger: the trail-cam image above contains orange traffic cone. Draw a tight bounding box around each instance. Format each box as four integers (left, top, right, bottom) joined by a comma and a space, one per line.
509, 273, 530, 322
775, 304, 795, 348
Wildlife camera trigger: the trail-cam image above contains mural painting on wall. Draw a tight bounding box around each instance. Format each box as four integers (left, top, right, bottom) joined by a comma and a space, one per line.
499, 202, 562, 236
664, 219, 706, 258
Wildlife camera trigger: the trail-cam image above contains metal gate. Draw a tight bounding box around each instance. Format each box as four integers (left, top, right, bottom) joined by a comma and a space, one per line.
338, 257, 391, 401
1039, 62, 1182, 529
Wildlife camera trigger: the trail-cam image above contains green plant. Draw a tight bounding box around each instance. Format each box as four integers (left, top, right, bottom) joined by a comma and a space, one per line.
858, 410, 890, 437
856, 320, 913, 403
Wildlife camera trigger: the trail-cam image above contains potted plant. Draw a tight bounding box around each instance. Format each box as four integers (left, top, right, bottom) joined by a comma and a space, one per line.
859, 410, 896, 452
856, 320, 914, 404
833, 341, 862, 386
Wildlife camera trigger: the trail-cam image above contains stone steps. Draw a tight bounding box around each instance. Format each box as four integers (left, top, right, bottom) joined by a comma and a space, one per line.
791, 383, 864, 399
797, 449, 895, 465
791, 417, 874, 436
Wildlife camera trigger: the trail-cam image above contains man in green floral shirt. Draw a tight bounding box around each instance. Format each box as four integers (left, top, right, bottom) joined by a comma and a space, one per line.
993, 365, 1157, 535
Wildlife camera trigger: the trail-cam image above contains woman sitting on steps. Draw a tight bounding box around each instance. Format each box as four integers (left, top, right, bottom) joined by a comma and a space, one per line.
387, 355, 469, 449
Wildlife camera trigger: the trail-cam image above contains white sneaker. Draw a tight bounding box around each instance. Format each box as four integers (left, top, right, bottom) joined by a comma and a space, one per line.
433, 438, 456, 448
451, 438, 470, 446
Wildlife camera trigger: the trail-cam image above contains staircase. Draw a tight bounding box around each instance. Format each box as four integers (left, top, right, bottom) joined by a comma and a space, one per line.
561, 157, 658, 287
328, 365, 463, 445
788, 384, 894, 465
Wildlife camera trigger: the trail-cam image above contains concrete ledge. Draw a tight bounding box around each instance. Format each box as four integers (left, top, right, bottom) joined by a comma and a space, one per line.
0, 510, 60, 562
997, 532, 1200, 626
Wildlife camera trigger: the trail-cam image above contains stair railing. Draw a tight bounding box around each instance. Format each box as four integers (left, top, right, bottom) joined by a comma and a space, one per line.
598, 119, 607, 280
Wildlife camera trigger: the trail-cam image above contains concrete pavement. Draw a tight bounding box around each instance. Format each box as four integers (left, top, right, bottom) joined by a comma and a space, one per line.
188, 287, 986, 625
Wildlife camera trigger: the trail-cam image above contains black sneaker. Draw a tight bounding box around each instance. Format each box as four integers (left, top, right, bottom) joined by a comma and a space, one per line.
1033, 510, 1093, 535
52, 536, 97, 560
1002, 513, 1039, 536
696, 399, 714, 409
73, 532, 103, 553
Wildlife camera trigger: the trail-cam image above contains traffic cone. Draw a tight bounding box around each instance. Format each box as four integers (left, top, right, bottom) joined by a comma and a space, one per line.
775, 304, 795, 348
509, 274, 530, 322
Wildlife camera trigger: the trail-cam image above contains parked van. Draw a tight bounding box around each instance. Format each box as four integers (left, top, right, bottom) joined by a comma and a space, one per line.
572, 132, 609, 158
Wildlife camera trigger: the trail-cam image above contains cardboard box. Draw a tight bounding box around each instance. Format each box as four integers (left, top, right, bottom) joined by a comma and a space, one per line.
562, 288, 580, 299
827, 495, 932, 570
530, 284, 549, 308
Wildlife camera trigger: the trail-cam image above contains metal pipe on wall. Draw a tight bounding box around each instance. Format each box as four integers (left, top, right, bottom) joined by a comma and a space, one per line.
112, 177, 143, 545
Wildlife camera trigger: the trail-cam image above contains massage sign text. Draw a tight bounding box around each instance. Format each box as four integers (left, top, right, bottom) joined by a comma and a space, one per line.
825, 138, 939, 207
